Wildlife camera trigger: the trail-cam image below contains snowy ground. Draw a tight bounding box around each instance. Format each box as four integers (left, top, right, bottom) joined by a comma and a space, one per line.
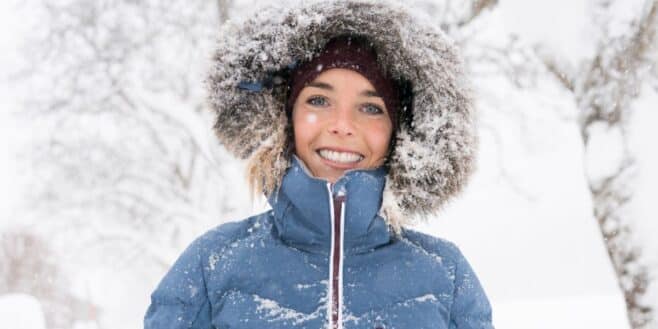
0, 294, 46, 329
494, 295, 631, 329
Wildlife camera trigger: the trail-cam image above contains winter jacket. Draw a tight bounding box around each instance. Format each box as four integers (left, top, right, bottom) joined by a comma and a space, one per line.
144, 155, 493, 328
145, 0, 493, 328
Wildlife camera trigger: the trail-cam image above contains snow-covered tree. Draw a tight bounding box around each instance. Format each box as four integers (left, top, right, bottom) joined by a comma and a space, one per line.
16, 0, 246, 265
412, 0, 658, 327
538, 1, 658, 327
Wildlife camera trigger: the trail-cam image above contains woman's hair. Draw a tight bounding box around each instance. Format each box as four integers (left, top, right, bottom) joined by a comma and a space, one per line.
245, 118, 294, 199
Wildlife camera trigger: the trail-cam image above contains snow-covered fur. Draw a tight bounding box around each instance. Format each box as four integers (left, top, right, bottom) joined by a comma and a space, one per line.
206, 0, 477, 230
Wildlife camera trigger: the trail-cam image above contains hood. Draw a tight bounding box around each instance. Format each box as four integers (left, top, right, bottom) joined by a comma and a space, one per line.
205, 0, 478, 231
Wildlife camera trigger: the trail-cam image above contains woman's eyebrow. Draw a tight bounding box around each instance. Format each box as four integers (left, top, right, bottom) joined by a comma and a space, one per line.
307, 81, 333, 90
360, 89, 381, 98
307, 81, 381, 98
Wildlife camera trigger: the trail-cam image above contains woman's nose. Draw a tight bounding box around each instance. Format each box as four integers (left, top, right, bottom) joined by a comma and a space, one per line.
327, 107, 355, 136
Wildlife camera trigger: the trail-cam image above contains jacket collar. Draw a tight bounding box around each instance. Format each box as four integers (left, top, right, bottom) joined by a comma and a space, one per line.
267, 155, 392, 255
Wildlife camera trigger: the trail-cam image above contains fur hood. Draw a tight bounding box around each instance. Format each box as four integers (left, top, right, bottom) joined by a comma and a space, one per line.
206, 0, 478, 231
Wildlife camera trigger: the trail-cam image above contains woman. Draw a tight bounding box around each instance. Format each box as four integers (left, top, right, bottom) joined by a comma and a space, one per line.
145, 1, 493, 328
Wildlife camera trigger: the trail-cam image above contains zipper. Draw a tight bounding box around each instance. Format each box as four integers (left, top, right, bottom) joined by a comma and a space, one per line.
327, 182, 345, 329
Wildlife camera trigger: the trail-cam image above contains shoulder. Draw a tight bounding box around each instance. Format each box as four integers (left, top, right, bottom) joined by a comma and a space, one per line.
145, 211, 275, 327
151, 210, 274, 295
159, 210, 275, 279
396, 228, 466, 268
398, 231, 494, 326
189, 210, 274, 256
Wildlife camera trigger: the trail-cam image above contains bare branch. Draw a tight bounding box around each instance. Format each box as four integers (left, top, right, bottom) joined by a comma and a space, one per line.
536, 45, 575, 92
458, 0, 498, 27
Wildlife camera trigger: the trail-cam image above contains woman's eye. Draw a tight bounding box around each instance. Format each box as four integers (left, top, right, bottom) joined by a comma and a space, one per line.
362, 103, 384, 115
307, 96, 328, 107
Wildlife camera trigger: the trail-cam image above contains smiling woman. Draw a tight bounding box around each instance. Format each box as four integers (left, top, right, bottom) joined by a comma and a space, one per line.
145, 1, 493, 328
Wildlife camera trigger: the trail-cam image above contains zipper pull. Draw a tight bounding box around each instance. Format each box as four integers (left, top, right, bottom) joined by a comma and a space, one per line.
328, 182, 346, 201
334, 184, 346, 201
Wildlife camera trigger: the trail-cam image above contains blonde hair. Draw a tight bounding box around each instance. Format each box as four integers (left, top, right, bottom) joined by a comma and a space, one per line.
244, 118, 293, 202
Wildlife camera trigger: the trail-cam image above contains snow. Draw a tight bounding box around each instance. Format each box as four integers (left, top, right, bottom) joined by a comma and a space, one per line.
0, 0, 29, 232
420, 70, 618, 299
584, 121, 626, 183
497, 0, 595, 64
0, 294, 47, 329
66, 267, 153, 329
627, 82, 658, 309
208, 252, 220, 270
413, 294, 438, 303
494, 294, 631, 329
253, 294, 323, 324
1, 0, 655, 328
304, 112, 318, 124
295, 283, 316, 290
399, 236, 445, 266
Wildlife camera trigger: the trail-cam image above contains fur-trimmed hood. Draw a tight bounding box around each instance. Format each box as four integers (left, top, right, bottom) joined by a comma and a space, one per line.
205, 0, 478, 231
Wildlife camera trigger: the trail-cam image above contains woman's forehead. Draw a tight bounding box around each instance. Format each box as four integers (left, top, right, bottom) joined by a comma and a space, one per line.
303, 69, 380, 95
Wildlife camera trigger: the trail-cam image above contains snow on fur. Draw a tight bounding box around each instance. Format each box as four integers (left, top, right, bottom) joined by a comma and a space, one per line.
205, 0, 477, 231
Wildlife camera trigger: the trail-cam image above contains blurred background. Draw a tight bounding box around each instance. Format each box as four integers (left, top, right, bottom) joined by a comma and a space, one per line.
1, 0, 657, 328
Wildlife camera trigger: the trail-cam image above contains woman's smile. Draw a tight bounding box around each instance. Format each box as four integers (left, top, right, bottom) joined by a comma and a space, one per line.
317, 148, 364, 163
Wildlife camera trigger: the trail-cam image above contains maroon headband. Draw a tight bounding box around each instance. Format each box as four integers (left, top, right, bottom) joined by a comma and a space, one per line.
286, 36, 399, 131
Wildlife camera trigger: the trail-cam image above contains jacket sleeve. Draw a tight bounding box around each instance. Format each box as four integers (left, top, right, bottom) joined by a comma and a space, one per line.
144, 236, 213, 329
448, 244, 494, 329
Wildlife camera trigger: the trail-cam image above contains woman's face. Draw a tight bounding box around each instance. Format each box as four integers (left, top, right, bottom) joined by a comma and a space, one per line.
292, 68, 393, 183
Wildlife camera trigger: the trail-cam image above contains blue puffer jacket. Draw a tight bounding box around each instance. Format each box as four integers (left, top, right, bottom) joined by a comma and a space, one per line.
144, 156, 494, 329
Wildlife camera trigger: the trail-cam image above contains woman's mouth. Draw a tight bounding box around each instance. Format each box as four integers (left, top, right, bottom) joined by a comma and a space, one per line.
317, 148, 364, 164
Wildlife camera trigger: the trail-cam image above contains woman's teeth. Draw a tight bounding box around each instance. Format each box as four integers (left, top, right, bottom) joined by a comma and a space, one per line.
318, 149, 364, 163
